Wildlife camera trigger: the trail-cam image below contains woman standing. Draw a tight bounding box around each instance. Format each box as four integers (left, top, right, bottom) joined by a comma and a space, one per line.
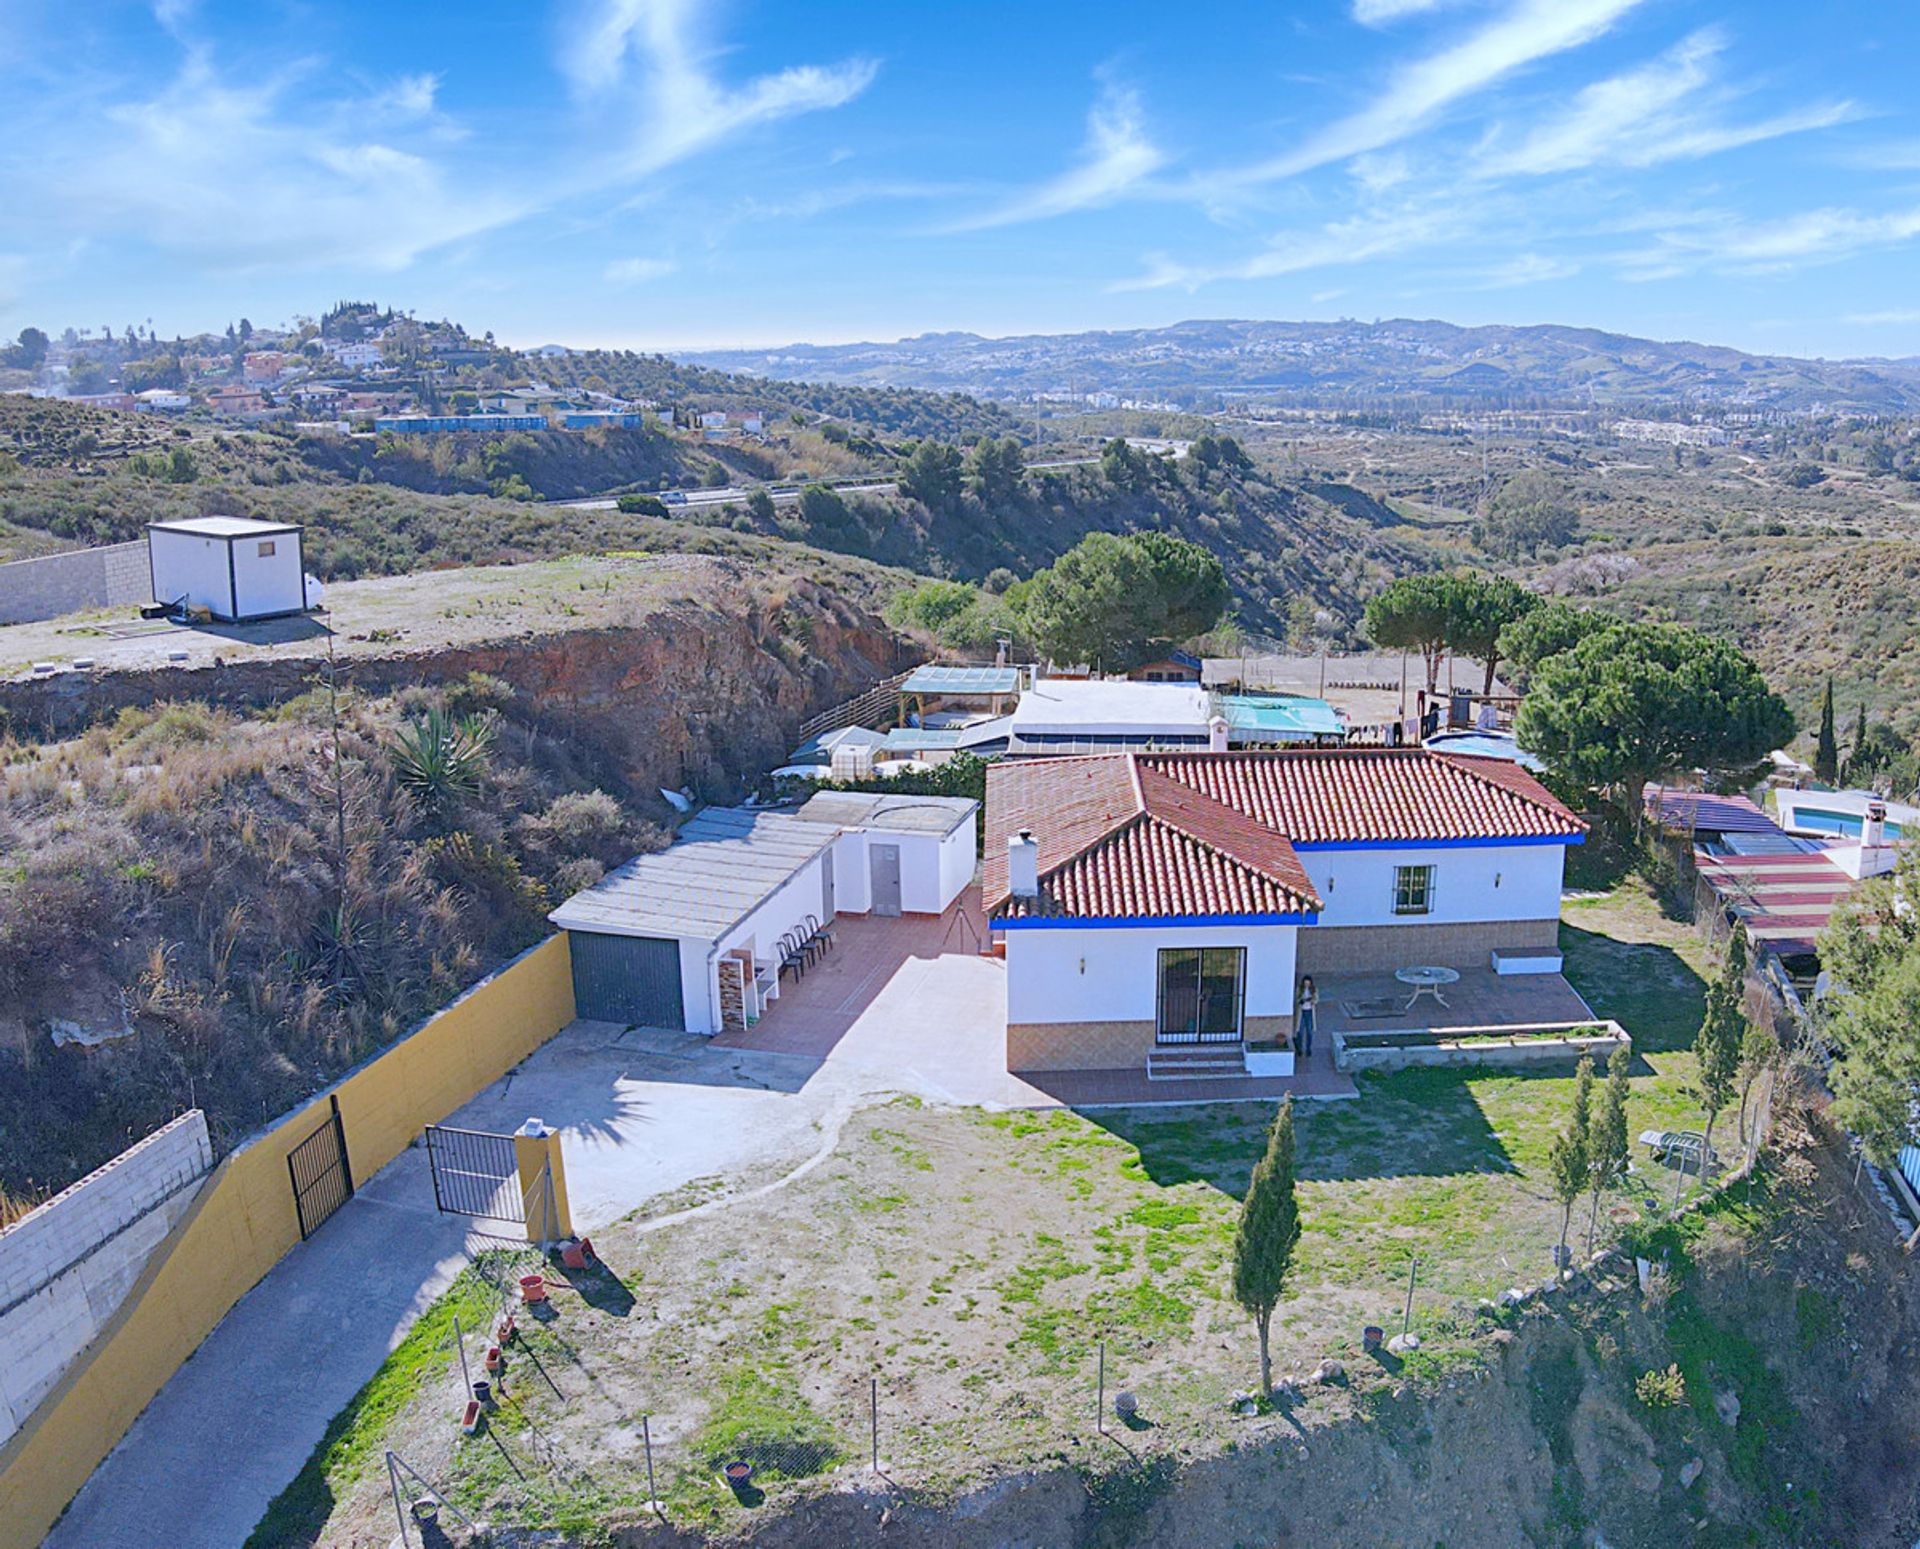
1297, 976, 1317, 1059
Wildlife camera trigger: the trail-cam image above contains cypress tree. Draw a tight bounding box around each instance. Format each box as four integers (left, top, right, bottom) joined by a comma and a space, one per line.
1547, 1054, 1594, 1262
1233, 1096, 1302, 1398
1586, 1045, 1632, 1254
1815, 677, 1838, 782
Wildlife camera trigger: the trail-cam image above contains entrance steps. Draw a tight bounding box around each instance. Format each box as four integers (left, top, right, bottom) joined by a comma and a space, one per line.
1146, 1043, 1248, 1081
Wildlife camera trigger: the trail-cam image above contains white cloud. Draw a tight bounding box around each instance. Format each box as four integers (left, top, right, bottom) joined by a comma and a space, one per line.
1475, 29, 1854, 178
1115, 201, 1473, 291
604, 256, 675, 284
1845, 309, 1920, 325
1621, 204, 1920, 278
0, 5, 875, 280
1352, 0, 1461, 24
1471, 252, 1580, 287
562, 0, 876, 177
1214, 0, 1647, 188
945, 79, 1165, 231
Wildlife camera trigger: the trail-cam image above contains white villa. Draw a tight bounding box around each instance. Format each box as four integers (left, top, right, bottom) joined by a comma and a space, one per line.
983, 748, 1587, 1076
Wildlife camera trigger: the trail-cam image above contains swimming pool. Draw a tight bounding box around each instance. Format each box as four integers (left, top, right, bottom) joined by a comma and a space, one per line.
1787, 806, 1906, 840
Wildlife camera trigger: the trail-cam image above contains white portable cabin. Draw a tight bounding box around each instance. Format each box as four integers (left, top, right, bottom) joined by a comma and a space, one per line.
147, 516, 310, 621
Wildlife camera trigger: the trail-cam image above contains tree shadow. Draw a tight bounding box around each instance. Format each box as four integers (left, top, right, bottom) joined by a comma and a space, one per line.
1090, 1065, 1521, 1195
1559, 922, 1708, 1055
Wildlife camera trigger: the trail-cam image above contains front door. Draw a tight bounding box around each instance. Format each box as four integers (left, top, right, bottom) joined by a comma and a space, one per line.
870, 842, 902, 917
1156, 946, 1246, 1044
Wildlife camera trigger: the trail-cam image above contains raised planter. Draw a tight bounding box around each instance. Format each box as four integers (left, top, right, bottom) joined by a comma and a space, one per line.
1243, 1042, 1296, 1077
1332, 1020, 1629, 1074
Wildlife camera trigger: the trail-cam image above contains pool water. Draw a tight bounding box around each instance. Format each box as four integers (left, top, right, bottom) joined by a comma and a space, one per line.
1790, 806, 1906, 840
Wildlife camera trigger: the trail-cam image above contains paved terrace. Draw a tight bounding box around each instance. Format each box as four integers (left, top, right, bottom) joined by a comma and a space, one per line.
715, 890, 1359, 1106
1315, 964, 1597, 1039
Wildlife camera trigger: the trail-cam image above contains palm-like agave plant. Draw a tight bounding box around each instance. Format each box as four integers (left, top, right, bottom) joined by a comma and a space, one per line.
388, 708, 495, 811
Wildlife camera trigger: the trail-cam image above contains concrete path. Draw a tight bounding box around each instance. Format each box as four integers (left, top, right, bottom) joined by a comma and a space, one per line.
43, 1024, 887, 1549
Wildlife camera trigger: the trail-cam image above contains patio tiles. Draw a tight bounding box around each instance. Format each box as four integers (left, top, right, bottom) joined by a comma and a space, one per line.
1314, 964, 1597, 1037
719, 891, 1361, 1108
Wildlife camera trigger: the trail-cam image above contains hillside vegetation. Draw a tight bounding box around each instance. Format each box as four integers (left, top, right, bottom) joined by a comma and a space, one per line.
0, 560, 899, 1198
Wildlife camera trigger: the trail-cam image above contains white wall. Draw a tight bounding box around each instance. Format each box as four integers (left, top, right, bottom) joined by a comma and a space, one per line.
0, 1111, 213, 1448
230, 533, 306, 617
147, 532, 234, 618
1006, 923, 1297, 1025
937, 823, 978, 913
1296, 842, 1567, 929
702, 851, 833, 1031
827, 824, 973, 916
677, 937, 718, 1037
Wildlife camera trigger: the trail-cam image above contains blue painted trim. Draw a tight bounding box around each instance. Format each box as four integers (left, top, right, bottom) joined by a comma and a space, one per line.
1291, 833, 1585, 853
992, 910, 1320, 931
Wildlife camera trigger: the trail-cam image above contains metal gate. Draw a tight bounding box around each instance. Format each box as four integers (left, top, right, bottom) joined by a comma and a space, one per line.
424, 1125, 524, 1223
288, 1094, 354, 1240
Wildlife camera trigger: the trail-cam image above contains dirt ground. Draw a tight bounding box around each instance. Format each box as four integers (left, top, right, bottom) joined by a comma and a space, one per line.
0, 552, 740, 676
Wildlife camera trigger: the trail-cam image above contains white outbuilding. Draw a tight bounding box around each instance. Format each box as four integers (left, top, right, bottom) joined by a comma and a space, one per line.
549, 794, 979, 1034
146, 516, 311, 622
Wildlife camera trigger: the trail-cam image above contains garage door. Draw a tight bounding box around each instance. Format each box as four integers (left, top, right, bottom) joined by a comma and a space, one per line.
569, 932, 685, 1028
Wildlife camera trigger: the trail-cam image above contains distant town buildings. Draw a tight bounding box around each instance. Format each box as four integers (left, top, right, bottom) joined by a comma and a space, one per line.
1610, 418, 1728, 449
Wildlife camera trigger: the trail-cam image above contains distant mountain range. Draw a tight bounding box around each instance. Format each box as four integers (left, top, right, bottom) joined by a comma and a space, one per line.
682, 318, 1920, 414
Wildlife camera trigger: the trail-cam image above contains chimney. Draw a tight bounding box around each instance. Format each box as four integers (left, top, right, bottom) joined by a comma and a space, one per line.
1008, 828, 1039, 898
1863, 799, 1888, 853
1208, 715, 1230, 754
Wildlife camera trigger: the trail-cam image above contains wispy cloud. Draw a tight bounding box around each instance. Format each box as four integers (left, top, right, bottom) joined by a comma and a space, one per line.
945, 78, 1165, 231
1475, 29, 1854, 177
1116, 199, 1474, 291
1212, 0, 1648, 188
563, 0, 876, 177
1352, 0, 1462, 24
1845, 308, 1920, 325
604, 256, 675, 285
0, 2, 875, 279
1622, 203, 1920, 278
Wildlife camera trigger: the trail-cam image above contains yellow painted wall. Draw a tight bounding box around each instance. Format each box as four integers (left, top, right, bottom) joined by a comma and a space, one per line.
0, 933, 575, 1549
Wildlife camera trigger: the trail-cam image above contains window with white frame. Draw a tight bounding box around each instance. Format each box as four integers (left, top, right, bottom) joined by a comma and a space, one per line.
1392, 864, 1435, 916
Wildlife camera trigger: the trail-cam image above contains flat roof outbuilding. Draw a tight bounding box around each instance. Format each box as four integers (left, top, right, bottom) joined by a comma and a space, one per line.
548, 808, 838, 942
793, 791, 978, 838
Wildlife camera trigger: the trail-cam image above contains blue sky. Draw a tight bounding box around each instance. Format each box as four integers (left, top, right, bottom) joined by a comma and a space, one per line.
2, 0, 1917, 358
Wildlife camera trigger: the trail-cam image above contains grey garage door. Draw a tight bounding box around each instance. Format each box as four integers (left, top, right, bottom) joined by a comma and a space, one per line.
569, 931, 686, 1028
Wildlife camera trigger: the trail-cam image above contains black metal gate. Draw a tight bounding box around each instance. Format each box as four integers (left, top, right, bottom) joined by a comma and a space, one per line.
288, 1094, 354, 1240
424, 1125, 524, 1223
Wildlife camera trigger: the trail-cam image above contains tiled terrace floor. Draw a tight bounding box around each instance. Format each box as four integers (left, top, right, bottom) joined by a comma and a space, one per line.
716, 890, 1359, 1107
1314, 964, 1598, 1038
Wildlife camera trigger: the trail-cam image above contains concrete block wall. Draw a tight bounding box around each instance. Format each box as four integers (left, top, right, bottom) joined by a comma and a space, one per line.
0, 935, 577, 1549
0, 1111, 212, 1448
0, 542, 151, 626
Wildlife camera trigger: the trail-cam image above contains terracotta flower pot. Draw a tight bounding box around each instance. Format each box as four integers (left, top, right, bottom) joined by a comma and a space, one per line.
519, 1273, 547, 1304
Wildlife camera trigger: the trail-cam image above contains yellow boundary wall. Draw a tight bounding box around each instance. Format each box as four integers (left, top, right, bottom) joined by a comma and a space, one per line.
0, 932, 575, 1549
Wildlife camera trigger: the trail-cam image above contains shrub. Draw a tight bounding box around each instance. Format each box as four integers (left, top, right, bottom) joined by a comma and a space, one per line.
388, 709, 496, 811
1636, 1364, 1687, 1409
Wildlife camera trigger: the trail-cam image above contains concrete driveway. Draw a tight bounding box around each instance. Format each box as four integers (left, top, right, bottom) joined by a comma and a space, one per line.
43, 1022, 907, 1549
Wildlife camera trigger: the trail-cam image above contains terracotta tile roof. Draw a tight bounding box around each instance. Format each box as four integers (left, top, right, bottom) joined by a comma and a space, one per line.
1138, 748, 1585, 847
984, 748, 1583, 922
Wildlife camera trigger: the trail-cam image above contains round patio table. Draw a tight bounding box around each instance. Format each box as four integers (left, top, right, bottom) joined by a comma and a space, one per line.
1394, 964, 1460, 1008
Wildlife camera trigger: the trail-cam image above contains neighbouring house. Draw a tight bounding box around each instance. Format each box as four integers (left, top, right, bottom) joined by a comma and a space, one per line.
135, 388, 191, 412
550, 795, 978, 1034
241, 350, 291, 384
1128, 649, 1204, 684
983, 748, 1585, 1076
323, 339, 386, 369
206, 387, 267, 416
1007, 678, 1216, 754
146, 515, 311, 621
373, 414, 547, 434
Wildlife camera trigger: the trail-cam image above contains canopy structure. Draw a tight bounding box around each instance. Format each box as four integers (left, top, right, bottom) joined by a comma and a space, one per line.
899, 665, 1022, 696
1219, 694, 1345, 744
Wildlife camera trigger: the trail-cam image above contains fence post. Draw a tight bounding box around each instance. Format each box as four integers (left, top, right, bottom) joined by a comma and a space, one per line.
870, 1376, 880, 1474
1096, 1340, 1106, 1436
452, 1315, 472, 1401
642, 1413, 662, 1516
